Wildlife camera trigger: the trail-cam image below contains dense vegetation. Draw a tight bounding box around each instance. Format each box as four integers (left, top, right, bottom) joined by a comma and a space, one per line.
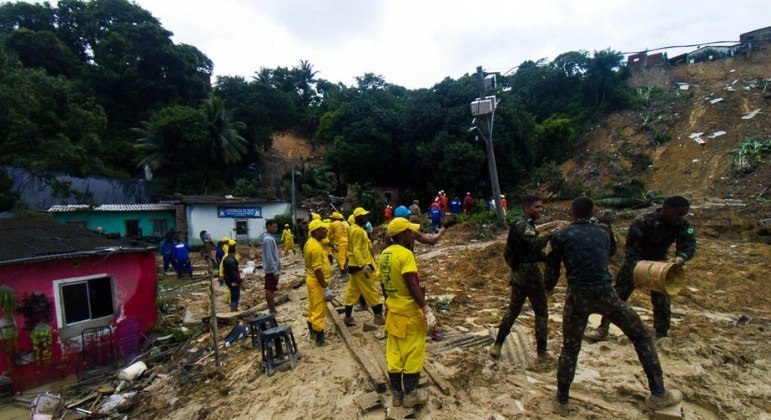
0, 0, 634, 209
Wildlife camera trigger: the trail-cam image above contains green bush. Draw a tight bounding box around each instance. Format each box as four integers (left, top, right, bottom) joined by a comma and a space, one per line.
733, 139, 771, 173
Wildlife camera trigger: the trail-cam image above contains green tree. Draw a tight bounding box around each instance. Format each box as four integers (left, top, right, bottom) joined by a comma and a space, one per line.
534, 117, 576, 164
201, 94, 247, 165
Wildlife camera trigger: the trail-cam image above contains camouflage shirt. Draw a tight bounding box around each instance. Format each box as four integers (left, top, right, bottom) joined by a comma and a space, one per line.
545, 220, 617, 288
623, 209, 696, 265
503, 217, 549, 268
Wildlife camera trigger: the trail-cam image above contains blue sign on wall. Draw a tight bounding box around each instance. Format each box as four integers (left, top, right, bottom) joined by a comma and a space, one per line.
217, 207, 262, 218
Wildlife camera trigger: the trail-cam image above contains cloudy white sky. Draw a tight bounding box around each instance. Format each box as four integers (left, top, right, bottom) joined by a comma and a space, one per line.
41, 1, 771, 88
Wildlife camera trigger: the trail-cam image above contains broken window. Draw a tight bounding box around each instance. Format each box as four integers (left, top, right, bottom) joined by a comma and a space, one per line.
60, 277, 115, 325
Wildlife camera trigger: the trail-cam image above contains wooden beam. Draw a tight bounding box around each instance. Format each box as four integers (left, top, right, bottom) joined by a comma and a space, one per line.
205, 294, 290, 324
423, 361, 453, 395
326, 302, 388, 393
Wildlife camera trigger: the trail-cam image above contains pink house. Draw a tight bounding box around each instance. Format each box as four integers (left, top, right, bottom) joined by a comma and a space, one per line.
0, 218, 158, 391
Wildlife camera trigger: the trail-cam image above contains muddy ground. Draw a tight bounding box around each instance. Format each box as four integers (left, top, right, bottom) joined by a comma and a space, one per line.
129, 201, 770, 419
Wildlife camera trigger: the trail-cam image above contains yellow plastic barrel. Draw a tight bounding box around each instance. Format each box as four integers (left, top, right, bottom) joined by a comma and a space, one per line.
633, 260, 685, 296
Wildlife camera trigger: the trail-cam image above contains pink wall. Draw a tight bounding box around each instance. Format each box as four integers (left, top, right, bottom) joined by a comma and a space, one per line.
0, 251, 157, 390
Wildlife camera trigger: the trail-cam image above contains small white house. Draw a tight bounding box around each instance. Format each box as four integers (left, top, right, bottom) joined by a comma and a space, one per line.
178, 196, 290, 245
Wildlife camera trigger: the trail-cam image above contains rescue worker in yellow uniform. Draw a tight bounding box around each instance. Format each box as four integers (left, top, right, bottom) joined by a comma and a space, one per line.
304, 219, 334, 346
343, 207, 384, 326
328, 212, 349, 272
321, 218, 335, 263
281, 224, 295, 255
380, 217, 436, 408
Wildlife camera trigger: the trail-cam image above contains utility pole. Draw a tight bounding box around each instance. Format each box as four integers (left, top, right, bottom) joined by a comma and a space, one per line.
476, 66, 506, 227
291, 166, 297, 225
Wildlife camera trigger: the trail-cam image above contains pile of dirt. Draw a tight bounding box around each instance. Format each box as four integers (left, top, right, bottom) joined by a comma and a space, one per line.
566, 49, 770, 203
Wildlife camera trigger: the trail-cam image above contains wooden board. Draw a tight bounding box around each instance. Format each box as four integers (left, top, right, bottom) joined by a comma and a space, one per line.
422, 361, 453, 396
204, 294, 290, 324
355, 391, 383, 412
326, 302, 388, 393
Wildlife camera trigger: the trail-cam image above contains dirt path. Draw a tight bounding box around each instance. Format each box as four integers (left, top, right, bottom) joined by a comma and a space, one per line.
133, 214, 770, 419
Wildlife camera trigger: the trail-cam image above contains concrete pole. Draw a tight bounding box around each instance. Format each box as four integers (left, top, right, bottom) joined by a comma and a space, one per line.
477, 66, 507, 227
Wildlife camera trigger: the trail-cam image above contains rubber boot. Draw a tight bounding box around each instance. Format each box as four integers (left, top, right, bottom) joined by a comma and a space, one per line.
315, 329, 326, 347
402, 373, 428, 408
307, 322, 317, 342
388, 372, 403, 407
585, 323, 609, 342
646, 389, 683, 410
373, 314, 385, 325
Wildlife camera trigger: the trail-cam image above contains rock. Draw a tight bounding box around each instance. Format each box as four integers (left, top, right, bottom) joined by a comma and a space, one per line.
654, 402, 684, 419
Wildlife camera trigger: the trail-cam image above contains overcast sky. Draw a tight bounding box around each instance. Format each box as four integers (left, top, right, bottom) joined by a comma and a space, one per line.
41, 1, 771, 89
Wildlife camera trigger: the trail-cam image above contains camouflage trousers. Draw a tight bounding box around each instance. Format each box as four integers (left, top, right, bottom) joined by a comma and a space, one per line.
556, 285, 664, 403
602, 262, 672, 336
494, 264, 548, 354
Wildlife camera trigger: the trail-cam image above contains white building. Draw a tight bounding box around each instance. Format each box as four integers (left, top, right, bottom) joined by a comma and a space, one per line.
176, 196, 291, 245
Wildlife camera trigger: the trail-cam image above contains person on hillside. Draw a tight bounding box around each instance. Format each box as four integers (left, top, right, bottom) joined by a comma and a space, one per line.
173, 236, 193, 278
545, 197, 683, 414
438, 190, 448, 214
429, 200, 442, 232
281, 224, 296, 256
449, 197, 462, 214
384, 205, 394, 222
390, 206, 445, 299
304, 219, 334, 346
223, 243, 244, 312
586, 196, 696, 341
409, 200, 421, 218
159, 231, 176, 274
328, 212, 349, 273
262, 220, 281, 314
500, 195, 508, 213
343, 207, 385, 326
380, 217, 436, 408
489, 195, 566, 367
463, 193, 474, 214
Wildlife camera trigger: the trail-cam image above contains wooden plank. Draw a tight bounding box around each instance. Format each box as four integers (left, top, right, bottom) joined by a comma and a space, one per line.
326, 302, 388, 393
204, 294, 290, 324
355, 391, 383, 412
66, 391, 99, 409
422, 361, 453, 395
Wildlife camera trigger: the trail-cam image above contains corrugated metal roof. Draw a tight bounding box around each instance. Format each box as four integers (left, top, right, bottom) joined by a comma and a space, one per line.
47, 205, 90, 212
47, 203, 175, 212
0, 218, 155, 265
94, 204, 175, 211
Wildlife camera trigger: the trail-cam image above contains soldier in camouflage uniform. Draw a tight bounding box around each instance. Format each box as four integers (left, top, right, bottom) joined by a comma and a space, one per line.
545, 197, 682, 414
489, 195, 566, 363
587, 196, 696, 341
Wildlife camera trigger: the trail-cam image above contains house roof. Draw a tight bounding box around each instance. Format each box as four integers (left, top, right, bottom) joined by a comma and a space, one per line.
0, 218, 155, 266
176, 195, 283, 205
47, 203, 175, 212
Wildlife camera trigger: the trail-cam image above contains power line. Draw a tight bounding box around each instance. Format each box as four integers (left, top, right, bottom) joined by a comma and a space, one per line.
621, 40, 739, 55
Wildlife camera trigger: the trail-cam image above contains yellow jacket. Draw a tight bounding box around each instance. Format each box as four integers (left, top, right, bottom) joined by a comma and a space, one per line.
329, 220, 349, 247
347, 224, 374, 268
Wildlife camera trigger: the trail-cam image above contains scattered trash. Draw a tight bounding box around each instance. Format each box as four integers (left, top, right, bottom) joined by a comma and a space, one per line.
223, 324, 249, 347
725, 86, 735, 92
118, 361, 147, 381
692, 159, 700, 163
730, 69, 736, 73
742, 109, 761, 120
736, 315, 750, 326
709, 97, 724, 104
99, 392, 136, 414
30, 392, 66, 419
677, 83, 690, 91
709, 131, 727, 139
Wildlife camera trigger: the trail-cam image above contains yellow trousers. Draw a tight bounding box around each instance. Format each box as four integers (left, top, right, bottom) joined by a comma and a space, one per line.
343, 270, 381, 307
334, 243, 348, 269
385, 310, 426, 374
306, 277, 326, 332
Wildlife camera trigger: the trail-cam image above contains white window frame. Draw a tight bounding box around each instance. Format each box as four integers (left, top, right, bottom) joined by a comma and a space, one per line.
53, 274, 116, 329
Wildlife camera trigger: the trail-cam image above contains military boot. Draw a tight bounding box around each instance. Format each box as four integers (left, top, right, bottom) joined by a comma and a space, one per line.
646, 389, 683, 410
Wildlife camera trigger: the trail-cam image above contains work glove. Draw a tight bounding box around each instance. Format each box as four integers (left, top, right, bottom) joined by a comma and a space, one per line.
672, 256, 685, 267
324, 288, 334, 302
422, 306, 436, 330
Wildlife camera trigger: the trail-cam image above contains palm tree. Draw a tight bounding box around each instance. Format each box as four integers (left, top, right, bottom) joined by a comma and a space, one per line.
201, 94, 248, 165
132, 121, 164, 169
293, 59, 318, 108
254, 67, 273, 85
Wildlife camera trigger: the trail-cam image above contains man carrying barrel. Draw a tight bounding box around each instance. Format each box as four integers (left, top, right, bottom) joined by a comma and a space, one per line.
586, 196, 696, 341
